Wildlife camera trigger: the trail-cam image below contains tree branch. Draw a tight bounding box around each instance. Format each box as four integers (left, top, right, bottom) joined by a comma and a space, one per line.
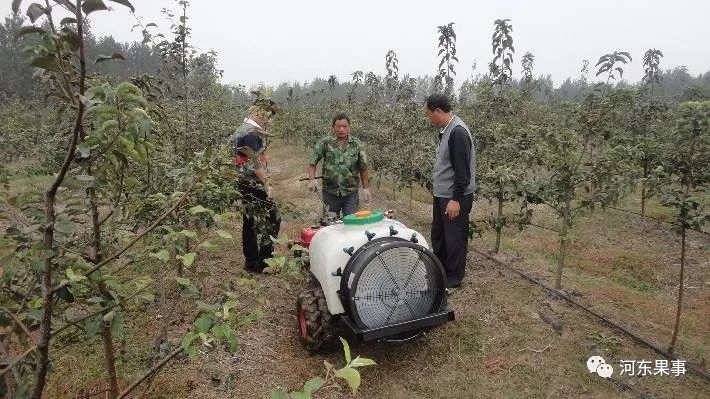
117, 347, 183, 399
0, 346, 37, 379
0, 307, 35, 344
51, 263, 177, 338
50, 180, 198, 295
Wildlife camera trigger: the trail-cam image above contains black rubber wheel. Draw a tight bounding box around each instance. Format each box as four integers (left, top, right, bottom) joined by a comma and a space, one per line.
296, 287, 333, 352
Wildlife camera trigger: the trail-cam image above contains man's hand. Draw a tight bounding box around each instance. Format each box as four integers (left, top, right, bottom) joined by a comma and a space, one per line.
361, 188, 371, 203
445, 199, 460, 220
266, 185, 274, 199
307, 179, 318, 192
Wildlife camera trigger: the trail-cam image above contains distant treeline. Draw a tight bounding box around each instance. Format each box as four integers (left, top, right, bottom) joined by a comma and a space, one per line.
2, 14, 709, 105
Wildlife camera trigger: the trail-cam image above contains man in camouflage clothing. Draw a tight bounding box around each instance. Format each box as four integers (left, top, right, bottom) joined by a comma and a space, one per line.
307, 113, 370, 217
233, 100, 280, 273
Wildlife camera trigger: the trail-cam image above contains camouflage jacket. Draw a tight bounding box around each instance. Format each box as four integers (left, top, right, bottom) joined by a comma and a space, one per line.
309, 135, 368, 196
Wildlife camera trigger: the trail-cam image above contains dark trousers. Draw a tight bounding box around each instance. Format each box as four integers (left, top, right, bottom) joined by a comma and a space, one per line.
322, 191, 359, 217
238, 180, 281, 270
431, 194, 473, 288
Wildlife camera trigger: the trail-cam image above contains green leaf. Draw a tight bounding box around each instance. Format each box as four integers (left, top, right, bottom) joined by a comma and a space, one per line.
95, 53, 125, 64
15, 26, 46, 39
29, 56, 62, 73
270, 390, 288, 399
194, 314, 213, 333
189, 205, 210, 214
291, 244, 307, 253
149, 249, 170, 262
175, 276, 191, 286
59, 17, 77, 25
335, 366, 361, 394
110, 311, 124, 337
103, 310, 116, 322
303, 376, 325, 394
76, 144, 91, 158
289, 392, 309, 399
56, 285, 74, 302
177, 252, 196, 267
198, 241, 219, 251
54, 220, 76, 234
181, 332, 198, 350
61, 30, 80, 51
107, 0, 134, 12
12, 0, 23, 14
3, 265, 17, 284
65, 268, 87, 282
323, 360, 333, 372
25, 3, 45, 23
350, 356, 377, 368
75, 175, 95, 181
22, 224, 42, 234
227, 334, 239, 353
211, 323, 230, 340
339, 337, 352, 364
215, 230, 233, 240
125, 176, 139, 187
179, 229, 197, 238
269, 234, 288, 245
263, 256, 285, 269
222, 300, 238, 318
82, 0, 108, 15
84, 316, 101, 338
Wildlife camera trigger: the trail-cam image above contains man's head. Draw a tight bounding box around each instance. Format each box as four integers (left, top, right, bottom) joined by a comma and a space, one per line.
331, 112, 351, 140
424, 94, 453, 128
247, 106, 271, 127
248, 99, 277, 127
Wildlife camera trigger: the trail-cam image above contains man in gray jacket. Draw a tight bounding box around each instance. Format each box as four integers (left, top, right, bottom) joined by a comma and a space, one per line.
424, 94, 476, 290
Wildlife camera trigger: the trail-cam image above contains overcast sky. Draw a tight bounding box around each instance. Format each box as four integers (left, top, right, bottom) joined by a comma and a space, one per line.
3, 0, 710, 88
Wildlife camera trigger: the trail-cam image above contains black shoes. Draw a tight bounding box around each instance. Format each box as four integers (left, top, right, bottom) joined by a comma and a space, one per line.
245, 257, 273, 273
445, 281, 462, 296
244, 261, 265, 273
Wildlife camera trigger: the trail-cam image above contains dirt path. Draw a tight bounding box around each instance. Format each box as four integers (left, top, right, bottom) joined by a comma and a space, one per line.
144, 142, 709, 399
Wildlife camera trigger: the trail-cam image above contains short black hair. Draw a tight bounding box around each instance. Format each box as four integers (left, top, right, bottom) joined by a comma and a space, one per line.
332, 112, 351, 126
424, 94, 452, 113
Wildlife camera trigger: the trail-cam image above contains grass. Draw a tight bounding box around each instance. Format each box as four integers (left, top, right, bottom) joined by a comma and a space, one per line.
8, 141, 708, 398
475, 196, 709, 373
5, 173, 53, 197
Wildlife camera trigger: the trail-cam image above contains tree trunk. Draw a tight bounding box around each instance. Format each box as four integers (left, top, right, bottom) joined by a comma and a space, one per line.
176, 256, 183, 278
494, 188, 503, 254
409, 183, 413, 211
640, 181, 647, 218
89, 165, 119, 398
31, 3, 86, 397
159, 273, 168, 343
100, 320, 120, 398
669, 195, 688, 352
555, 200, 571, 290
668, 225, 686, 352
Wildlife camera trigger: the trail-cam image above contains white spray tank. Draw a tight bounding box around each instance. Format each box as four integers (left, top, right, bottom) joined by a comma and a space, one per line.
307, 210, 430, 315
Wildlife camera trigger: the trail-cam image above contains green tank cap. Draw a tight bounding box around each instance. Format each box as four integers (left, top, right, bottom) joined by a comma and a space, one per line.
343, 210, 384, 225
